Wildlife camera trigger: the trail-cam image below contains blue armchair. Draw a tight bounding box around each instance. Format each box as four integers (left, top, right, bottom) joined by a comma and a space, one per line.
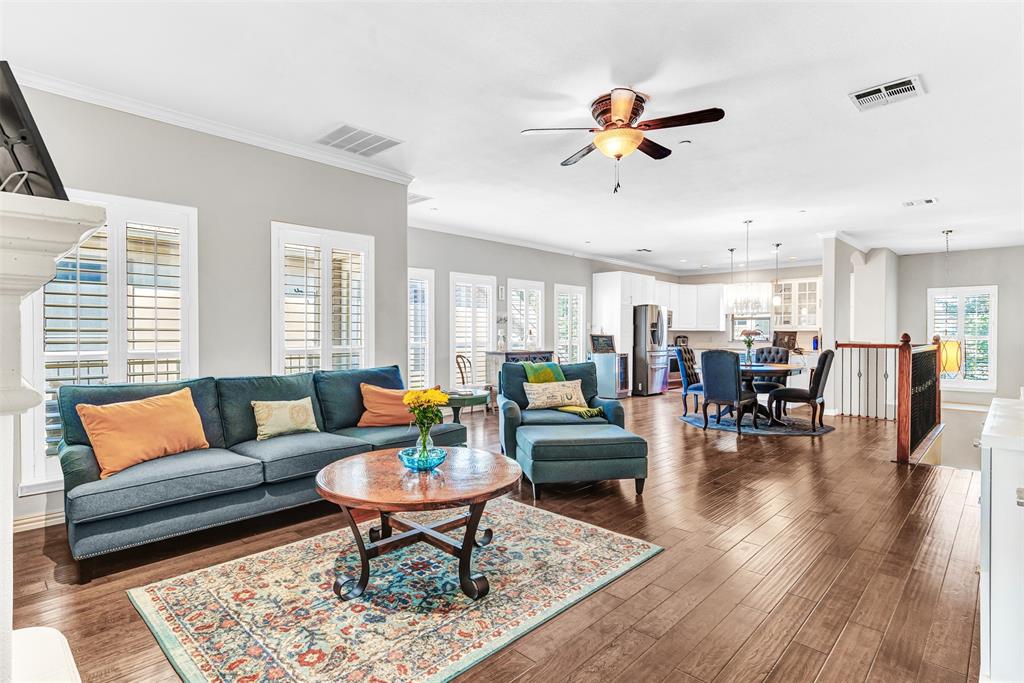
497, 361, 624, 456
674, 346, 703, 416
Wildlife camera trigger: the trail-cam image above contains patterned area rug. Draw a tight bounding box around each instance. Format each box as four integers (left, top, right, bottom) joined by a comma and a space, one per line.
128, 497, 660, 682
678, 413, 835, 436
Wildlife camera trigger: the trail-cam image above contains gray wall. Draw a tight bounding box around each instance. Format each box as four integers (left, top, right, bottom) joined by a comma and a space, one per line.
15, 89, 408, 522
24, 88, 409, 376
407, 227, 675, 386
898, 245, 1024, 404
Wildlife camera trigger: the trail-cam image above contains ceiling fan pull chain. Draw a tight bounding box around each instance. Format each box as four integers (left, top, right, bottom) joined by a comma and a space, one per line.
613, 158, 621, 194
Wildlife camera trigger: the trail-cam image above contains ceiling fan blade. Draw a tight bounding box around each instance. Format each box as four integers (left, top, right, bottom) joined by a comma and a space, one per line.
610, 88, 637, 124
638, 138, 672, 160
521, 127, 595, 135
637, 107, 725, 130
560, 143, 597, 166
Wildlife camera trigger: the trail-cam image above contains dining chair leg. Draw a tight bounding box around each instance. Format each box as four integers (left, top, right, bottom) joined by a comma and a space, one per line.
818, 402, 825, 429
808, 403, 817, 432
693, 395, 700, 413
735, 404, 743, 435
701, 401, 710, 430
715, 404, 722, 424
752, 403, 760, 430
767, 397, 774, 421
682, 393, 689, 416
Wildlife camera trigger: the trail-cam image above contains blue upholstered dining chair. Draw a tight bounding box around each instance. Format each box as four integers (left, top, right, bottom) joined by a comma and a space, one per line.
753, 345, 790, 417
700, 350, 760, 434
768, 350, 835, 432
674, 346, 703, 416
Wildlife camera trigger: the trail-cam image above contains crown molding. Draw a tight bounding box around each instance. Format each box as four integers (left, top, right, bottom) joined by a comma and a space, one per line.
13, 66, 414, 187
816, 229, 870, 254
409, 222, 683, 277
676, 258, 823, 277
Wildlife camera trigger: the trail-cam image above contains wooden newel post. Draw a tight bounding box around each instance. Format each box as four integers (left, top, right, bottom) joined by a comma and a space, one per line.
896, 333, 912, 463
932, 335, 942, 425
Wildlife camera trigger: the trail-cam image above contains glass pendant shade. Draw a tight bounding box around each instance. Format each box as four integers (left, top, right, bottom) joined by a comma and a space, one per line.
772, 293, 782, 306
940, 340, 962, 374
594, 127, 644, 159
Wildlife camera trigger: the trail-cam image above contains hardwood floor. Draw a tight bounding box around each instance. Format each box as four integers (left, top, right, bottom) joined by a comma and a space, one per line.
13, 392, 981, 682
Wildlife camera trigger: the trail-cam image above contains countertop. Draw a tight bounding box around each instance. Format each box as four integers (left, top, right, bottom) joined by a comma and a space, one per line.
980, 398, 1024, 452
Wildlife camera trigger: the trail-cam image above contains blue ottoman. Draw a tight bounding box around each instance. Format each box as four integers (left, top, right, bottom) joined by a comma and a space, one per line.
515, 424, 648, 499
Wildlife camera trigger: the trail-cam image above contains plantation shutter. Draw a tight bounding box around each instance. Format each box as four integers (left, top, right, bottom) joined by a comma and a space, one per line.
41, 230, 110, 455
451, 275, 494, 386
331, 248, 364, 370
928, 286, 996, 390
408, 273, 430, 389
508, 280, 543, 350
282, 243, 322, 374
125, 223, 183, 382
556, 287, 585, 363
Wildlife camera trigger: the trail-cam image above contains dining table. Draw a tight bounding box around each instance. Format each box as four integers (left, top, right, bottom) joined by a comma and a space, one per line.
738, 362, 806, 426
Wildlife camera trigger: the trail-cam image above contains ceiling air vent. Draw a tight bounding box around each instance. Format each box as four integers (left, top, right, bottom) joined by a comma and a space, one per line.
407, 193, 432, 205
316, 123, 402, 157
849, 75, 924, 112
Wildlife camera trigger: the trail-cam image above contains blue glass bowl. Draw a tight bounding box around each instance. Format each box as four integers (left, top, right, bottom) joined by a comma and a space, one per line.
397, 447, 447, 471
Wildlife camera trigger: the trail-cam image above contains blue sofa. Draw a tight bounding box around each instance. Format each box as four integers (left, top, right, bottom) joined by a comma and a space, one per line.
56, 365, 466, 562
497, 362, 647, 498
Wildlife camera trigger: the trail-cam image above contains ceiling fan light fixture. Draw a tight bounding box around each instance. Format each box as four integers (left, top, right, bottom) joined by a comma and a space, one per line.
593, 127, 644, 159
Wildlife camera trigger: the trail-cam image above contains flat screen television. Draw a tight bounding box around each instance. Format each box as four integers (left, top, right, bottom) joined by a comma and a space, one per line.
0, 60, 67, 199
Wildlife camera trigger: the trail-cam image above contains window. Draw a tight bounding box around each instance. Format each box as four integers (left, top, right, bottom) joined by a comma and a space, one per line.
407, 268, 434, 389
928, 285, 997, 391
730, 316, 771, 342
507, 278, 544, 350
450, 272, 495, 386
554, 284, 587, 363
271, 222, 374, 374
20, 190, 198, 494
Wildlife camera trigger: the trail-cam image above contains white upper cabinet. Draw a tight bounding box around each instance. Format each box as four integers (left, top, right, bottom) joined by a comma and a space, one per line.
772, 277, 821, 330
695, 284, 726, 331
672, 284, 698, 330
655, 280, 673, 311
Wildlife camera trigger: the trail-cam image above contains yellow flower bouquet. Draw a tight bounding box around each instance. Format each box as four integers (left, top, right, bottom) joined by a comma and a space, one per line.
402, 388, 449, 463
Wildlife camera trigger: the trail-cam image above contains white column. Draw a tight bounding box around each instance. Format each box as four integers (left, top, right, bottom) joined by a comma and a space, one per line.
1, 192, 105, 682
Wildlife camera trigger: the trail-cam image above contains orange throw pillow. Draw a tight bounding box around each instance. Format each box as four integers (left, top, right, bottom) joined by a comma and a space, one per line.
357, 383, 413, 427
76, 387, 210, 479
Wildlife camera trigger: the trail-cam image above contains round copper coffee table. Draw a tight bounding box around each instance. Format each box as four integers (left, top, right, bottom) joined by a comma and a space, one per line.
315, 447, 522, 601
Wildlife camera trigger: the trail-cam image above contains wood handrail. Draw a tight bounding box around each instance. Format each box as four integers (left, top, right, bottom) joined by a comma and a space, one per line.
895, 333, 942, 462
835, 341, 902, 349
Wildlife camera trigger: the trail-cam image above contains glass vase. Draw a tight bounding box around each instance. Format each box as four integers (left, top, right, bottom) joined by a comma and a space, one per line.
397, 424, 446, 471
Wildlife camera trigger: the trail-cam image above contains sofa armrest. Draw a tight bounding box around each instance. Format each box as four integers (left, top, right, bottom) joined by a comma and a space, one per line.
58, 442, 101, 494
589, 396, 625, 428
497, 395, 522, 456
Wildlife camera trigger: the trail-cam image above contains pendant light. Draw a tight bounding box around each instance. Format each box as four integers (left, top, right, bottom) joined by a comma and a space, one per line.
732, 219, 766, 317
939, 229, 962, 375
771, 243, 783, 306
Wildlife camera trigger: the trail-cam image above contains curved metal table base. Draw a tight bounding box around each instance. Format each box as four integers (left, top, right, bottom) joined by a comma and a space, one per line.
333, 502, 492, 601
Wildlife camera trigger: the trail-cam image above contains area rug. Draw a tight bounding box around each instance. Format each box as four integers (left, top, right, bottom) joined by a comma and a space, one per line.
128, 497, 660, 683
678, 413, 835, 436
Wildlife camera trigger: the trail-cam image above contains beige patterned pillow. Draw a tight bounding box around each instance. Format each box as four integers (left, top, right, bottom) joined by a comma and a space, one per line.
251, 397, 319, 441
523, 379, 588, 410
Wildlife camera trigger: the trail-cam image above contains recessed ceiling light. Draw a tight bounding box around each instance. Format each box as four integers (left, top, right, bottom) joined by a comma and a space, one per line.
788, 256, 797, 260
798, 209, 807, 213
737, 262, 745, 267
429, 207, 439, 211
679, 259, 687, 263
700, 264, 709, 269
584, 240, 591, 244
636, 248, 652, 253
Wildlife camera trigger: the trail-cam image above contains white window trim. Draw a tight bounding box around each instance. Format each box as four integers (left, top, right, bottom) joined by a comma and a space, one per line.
553, 283, 587, 363
449, 272, 496, 387
270, 221, 375, 375
506, 277, 545, 350
407, 267, 435, 388
19, 189, 199, 496
927, 284, 998, 393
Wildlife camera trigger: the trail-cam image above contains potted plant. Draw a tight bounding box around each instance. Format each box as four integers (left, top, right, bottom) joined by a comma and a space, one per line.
400, 388, 449, 470
740, 328, 762, 365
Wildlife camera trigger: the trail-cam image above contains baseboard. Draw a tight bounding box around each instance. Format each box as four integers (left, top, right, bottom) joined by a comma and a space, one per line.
14, 509, 65, 533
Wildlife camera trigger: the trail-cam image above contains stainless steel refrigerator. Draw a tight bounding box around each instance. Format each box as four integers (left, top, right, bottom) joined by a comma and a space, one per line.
632, 304, 669, 396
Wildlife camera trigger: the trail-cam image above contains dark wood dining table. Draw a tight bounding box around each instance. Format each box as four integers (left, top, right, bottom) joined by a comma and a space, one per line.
739, 362, 806, 425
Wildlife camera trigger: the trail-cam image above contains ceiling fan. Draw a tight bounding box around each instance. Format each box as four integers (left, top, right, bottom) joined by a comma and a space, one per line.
522, 88, 725, 168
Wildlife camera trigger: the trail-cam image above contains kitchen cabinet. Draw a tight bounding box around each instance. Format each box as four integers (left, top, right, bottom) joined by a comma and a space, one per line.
591, 271, 657, 369
671, 284, 698, 330
772, 277, 821, 330
655, 280, 673, 312
695, 284, 726, 331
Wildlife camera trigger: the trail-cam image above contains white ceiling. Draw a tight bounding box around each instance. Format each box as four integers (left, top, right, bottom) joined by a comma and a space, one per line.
3, 2, 1022, 274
